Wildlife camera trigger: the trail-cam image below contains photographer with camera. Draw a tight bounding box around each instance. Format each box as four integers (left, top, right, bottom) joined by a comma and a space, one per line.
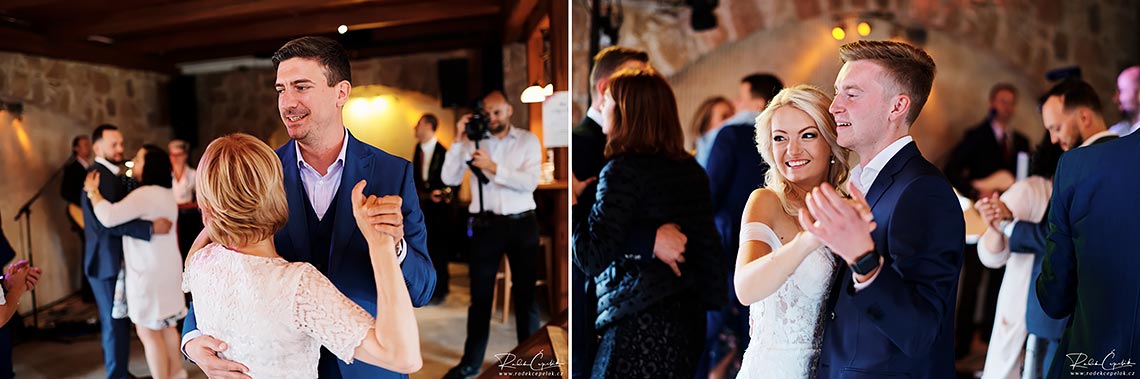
440, 91, 543, 379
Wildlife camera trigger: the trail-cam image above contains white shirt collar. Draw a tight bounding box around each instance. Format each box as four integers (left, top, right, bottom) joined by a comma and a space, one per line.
850, 135, 914, 192
586, 107, 605, 127
95, 156, 120, 175
1080, 130, 1118, 147
419, 137, 438, 153
296, 127, 350, 170
77, 157, 91, 169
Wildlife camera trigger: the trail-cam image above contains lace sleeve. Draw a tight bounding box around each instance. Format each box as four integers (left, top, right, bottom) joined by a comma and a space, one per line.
292, 265, 374, 364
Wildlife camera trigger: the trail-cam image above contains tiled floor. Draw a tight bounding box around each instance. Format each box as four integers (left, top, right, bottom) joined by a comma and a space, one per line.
13, 262, 542, 378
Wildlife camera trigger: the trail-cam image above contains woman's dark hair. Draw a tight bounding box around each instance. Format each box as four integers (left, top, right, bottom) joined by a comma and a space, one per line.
1030, 136, 1064, 179
604, 68, 687, 160
140, 144, 173, 188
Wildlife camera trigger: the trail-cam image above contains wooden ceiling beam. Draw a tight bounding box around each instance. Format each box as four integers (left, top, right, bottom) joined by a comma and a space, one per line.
58, 0, 396, 37
0, 25, 173, 73
117, 0, 500, 53
502, 0, 539, 43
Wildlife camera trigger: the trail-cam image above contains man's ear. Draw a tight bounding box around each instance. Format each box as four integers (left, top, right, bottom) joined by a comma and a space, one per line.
594, 80, 607, 104
888, 94, 912, 123
336, 80, 352, 108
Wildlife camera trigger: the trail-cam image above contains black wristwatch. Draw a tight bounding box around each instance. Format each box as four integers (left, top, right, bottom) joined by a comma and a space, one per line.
850, 250, 881, 275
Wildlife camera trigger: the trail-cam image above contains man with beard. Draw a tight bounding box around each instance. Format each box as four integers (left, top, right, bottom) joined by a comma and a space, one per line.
82, 124, 173, 379
441, 91, 543, 379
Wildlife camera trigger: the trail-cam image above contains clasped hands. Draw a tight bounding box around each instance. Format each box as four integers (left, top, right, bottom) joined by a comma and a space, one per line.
797, 181, 878, 266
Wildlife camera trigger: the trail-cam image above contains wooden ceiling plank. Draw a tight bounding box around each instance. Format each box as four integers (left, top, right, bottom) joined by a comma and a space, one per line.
119, 0, 500, 53
0, 26, 173, 73
502, 0, 539, 43
61, 0, 391, 36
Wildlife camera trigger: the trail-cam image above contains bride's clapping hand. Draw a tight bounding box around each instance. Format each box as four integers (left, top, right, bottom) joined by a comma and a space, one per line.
351, 180, 397, 248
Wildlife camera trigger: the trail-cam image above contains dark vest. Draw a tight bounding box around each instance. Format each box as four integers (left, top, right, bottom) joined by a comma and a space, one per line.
301, 186, 339, 275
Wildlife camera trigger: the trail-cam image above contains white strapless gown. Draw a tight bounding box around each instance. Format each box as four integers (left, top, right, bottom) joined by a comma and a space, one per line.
736, 222, 837, 379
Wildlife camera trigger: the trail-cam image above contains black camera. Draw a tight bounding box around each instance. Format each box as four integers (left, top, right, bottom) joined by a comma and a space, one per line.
465, 101, 491, 141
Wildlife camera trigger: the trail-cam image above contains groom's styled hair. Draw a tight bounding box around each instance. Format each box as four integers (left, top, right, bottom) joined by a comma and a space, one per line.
839, 40, 936, 126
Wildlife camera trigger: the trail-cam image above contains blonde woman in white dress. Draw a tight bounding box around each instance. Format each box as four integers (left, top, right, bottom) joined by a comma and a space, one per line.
181, 133, 421, 378
734, 85, 869, 378
85, 144, 188, 379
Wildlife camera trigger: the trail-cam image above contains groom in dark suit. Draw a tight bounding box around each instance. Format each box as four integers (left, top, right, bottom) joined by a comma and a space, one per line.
83, 124, 173, 379
182, 37, 435, 379
801, 40, 963, 378
1036, 83, 1136, 379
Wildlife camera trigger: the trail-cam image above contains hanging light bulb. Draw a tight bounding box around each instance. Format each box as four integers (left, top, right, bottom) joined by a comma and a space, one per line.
543, 84, 553, 96
857, 21, 871, 36
832, 25, 846, 40
337, 24, 348, 34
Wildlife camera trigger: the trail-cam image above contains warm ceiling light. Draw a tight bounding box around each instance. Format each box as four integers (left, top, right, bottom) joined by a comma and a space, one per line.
543, 84, 554, 96
337, 25, 348, 34
832, 26, 846, 40
857, 21, 871, 36
521, 85, 547, 103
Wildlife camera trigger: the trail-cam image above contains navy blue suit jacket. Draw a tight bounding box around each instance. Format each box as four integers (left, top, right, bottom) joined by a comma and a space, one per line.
818, 142, 964, 378
184, 132, 435, 379
1008, 216, 1069, 340
1038, 133, 1140, 378
81, 163, 153, 280
705, 122, 768, 277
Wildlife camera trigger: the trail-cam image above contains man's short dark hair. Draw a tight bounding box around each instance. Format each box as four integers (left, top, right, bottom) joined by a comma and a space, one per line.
420, 114, 439, 131
741, 73, 784, 103
72, 135, 89, 149
92, 124, 118, 144
271, 36, 352, 86
989, 83, 1018, 101
1044, 79, 1103, 115
589, 46, 649, 93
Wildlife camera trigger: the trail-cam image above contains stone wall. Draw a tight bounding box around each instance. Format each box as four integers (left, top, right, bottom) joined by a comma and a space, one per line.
572, 0, 1140, 164
196, 46, 531, 160
0, 52, 172, 311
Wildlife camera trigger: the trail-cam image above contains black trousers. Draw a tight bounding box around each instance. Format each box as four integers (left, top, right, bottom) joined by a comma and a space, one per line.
422, 200, 453, 300
459, 212, 541, 368
176, 208, 203, 259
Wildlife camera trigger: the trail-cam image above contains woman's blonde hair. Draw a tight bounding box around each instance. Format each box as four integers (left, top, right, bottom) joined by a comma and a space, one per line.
196, 133, 288, 248
754, 84, 854, 217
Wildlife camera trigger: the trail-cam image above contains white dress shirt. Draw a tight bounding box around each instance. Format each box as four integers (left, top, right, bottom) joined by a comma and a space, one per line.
586, 106, 605, 128
171, 166, 197, 205
847, 135, 913, 290
95, 157, 121, 175
441, 126, 542, 215
419, 137, 438, 183
295, 130, 349, 221
1108, 119, 1139, 137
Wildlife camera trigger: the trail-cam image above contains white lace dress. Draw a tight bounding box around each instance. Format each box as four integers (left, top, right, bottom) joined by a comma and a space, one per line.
736, 222, 837, 379
183, 244, 375, 378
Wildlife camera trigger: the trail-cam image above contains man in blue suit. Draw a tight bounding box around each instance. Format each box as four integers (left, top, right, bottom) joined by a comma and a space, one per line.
697, 73, 782, 378
1036, 83, 1135, 379
182, 36, 435, 379
802, 40, 964, 378
980, 79, 1117, 378
82, 124, 173, 379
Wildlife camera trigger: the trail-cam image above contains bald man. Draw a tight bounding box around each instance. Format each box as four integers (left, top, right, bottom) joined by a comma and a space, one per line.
1108, 66, 1140, 137
441, 91, 544, 379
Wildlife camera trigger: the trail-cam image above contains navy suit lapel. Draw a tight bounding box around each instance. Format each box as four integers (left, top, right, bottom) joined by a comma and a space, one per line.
279, 140, 311, 262
864, 142, 919, 210
329, 132, 372, 273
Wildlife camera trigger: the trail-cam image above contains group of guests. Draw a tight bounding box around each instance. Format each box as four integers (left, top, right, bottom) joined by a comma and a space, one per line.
572, 39, 1140, 379
40, 34, 553, 379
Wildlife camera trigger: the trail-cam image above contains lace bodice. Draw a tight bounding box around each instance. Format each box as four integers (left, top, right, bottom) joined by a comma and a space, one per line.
737, 222, 836, 378
183, 244, 374, 379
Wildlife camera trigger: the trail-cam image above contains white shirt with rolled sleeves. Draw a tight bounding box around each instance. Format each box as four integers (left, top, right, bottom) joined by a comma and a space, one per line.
441, 126, 541, 215
846, 135, 913, 291
171, 166, 197, 205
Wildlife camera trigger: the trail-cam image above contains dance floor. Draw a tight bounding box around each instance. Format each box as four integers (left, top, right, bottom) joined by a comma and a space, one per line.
12, 262, 541, 378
